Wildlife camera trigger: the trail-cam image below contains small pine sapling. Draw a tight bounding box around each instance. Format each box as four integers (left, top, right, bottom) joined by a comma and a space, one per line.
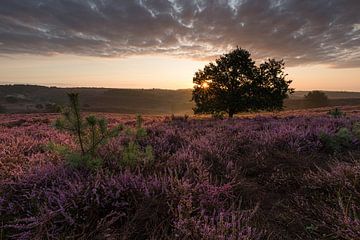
328, 108, 346, 118
136, 114, 147, 138
54, 93, 122, 170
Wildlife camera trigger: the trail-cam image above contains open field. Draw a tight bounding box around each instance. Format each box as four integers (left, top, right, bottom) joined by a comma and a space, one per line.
1, 108, 360, 239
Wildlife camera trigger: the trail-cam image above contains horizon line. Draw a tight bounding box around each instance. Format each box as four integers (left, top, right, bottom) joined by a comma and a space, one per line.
1, 83, 360, 93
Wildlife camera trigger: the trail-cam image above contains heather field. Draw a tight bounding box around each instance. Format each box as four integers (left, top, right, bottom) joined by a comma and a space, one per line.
1, 110, 360, 240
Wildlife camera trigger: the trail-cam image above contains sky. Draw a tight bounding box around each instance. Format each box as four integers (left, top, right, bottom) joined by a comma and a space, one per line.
0, 0, 359, 90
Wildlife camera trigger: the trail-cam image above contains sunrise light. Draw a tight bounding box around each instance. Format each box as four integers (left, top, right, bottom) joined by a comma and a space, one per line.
2, 1, 360, 239
201, 82, 210, 89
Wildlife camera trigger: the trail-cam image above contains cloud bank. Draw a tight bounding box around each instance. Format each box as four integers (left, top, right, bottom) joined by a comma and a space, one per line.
0, 0, 359, 67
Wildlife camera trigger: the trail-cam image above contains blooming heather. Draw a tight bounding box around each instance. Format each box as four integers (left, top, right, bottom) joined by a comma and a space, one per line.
1, 112, 360, 239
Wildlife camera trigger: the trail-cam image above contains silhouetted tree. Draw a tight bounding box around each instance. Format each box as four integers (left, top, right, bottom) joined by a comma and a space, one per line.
192, 47, 293, 117
304, 90, 329, 108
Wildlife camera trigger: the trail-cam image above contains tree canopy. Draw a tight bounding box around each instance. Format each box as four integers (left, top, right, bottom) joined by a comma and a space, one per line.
192, 47, 294, 117
304, 90, 329, 108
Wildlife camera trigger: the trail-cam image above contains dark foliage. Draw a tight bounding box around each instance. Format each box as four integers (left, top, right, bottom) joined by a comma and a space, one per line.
328, 107, 346, 118
192, 47, 293, 117
304, 90, 329, 108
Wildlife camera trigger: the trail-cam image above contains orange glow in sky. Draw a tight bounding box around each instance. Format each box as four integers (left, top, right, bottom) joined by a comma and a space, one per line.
0, 54, 359, 91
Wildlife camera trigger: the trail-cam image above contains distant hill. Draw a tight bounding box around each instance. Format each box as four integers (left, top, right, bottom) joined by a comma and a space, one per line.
290, 91, 360, 99
1, 84, 360, 114
0, 85, 193, 114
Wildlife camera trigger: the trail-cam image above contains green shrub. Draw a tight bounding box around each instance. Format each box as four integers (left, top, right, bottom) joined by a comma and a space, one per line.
136, 114, 147, 138
328, 108, 346, 118
120, 114, 154, 168
52, 94, 154, 170
144, 145, 154, 163
46, 142, 102, 171
121, 141, 141, 168
320, 127, 352, 153
136, 114, 143, 128
121, 142, 154, 168
46, 142, 71, 156
67, 152, 103, 170
54, 93, 122, 170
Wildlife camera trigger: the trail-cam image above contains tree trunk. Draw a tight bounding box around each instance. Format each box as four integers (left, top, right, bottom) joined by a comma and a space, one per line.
228, 111, 234, 118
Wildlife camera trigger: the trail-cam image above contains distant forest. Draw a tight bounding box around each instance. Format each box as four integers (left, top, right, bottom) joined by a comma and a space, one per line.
1, 84, 360, 114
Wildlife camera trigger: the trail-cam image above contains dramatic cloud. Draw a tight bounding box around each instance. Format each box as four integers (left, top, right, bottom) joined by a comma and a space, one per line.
0, 0, 359, 67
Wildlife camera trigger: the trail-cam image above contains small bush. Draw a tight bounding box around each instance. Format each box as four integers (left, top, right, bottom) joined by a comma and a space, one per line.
67, 152, 103, 170
120, 115, 154, 168
47, 143, 102, 170
319, 127, 352, 153
121, 141, 141, 167
304, 90, 329, 108
328, 108, 346, 118
46, 142, 70, 156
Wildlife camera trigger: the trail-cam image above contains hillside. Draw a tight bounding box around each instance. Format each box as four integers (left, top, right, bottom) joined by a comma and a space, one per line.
0, 85, 193, 114
1, 84, 360, 114
290, 90, 360, 99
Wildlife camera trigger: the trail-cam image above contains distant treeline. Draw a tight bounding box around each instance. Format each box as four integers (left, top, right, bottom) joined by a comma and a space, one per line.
1, 84, 360, 114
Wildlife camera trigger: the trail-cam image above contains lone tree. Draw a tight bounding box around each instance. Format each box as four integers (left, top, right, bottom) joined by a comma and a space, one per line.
304, 90, 329, 108
192, 47, 294, 117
